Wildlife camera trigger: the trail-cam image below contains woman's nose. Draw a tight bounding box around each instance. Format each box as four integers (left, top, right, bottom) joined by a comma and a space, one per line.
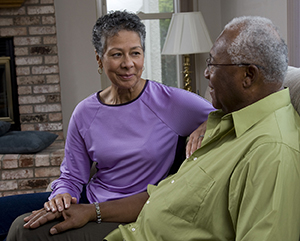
121, 55, 134, 68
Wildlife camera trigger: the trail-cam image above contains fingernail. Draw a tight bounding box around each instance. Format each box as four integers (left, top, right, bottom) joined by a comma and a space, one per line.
50, 228, 57, 235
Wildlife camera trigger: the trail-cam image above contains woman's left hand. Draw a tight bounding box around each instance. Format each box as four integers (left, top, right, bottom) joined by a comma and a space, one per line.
186, 120, 207, 158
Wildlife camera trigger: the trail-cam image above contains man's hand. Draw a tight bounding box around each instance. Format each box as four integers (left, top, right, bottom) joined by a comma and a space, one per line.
44, 193, 77, 213
186, 120, 207, 158
23, 204, 96, 235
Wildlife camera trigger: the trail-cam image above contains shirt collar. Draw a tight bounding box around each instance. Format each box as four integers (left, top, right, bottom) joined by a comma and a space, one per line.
231, 88, 291, 137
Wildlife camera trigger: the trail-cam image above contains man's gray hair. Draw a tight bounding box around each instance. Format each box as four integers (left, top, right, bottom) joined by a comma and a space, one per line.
225, 16, 288, 83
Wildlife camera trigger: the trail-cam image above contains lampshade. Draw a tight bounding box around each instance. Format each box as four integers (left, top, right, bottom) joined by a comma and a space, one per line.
161, 12, 213, 55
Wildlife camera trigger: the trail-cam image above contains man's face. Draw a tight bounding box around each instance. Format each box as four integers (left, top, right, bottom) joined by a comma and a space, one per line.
204, 29, 246, 114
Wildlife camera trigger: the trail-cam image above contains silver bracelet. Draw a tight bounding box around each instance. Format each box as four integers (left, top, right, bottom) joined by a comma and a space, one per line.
94, 202, 102, 224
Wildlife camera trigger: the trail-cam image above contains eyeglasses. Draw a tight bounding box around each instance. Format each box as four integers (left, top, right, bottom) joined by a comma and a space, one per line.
205, 58, 264, 72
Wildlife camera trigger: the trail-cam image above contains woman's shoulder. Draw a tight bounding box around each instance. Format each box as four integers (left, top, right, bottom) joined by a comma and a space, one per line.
144, 80, 206, 103
71, 92, 102, 119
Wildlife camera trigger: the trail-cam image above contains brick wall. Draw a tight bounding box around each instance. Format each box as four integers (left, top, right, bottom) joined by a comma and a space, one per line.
0, 143, 64, 196
0, 0, 63, 137
0, 0, 64, 196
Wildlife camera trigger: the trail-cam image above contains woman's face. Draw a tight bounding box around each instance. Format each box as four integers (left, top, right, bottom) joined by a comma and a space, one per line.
97, 30, 145, 90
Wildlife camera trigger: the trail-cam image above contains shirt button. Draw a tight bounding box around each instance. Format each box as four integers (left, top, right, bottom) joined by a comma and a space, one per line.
193, 157, 197, 161
131, 228, 136, 232
171, 180, 175, 184
146, 200, 150, 204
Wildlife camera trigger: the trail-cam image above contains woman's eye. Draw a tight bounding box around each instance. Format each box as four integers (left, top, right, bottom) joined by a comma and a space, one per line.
112, 53, 121, 57
132, 51, 141, 56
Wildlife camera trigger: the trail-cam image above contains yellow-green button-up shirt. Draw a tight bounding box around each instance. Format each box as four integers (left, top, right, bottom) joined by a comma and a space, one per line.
105, 89, 300, 241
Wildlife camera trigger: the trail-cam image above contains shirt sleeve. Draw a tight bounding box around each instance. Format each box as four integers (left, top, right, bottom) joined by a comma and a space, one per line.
48, 107, 93, 202
143, 83, 215, 137
229, 142, 300, 241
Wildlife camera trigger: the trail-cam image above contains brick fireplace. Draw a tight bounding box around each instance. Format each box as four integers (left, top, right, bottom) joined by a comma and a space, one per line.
0, 0, 65, 196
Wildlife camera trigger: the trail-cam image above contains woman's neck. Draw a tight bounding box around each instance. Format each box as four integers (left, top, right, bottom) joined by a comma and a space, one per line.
100, 79, 146, 105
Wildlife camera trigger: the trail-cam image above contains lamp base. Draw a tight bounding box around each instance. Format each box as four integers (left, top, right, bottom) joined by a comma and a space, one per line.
183, 54, 192, 92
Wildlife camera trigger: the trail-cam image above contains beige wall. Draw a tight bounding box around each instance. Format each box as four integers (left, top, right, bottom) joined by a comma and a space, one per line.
54, 0, 100, 137
220, 0, 287, 41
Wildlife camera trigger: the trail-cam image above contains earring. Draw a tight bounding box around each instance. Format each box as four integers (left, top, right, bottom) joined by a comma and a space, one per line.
98, 67, 103, 75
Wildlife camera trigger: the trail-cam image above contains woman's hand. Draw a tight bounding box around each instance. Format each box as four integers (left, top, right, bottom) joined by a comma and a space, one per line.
186, 120, 207, 158
44, 193, 77, 213
23, 204, 96, 235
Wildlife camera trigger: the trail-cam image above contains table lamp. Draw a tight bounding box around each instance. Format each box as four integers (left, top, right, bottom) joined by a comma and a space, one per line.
161, 12, 213, 91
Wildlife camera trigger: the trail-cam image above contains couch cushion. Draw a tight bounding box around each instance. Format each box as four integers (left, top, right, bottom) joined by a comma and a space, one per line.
0, 120, 11, 137
283, 66, 300, 115
0, 131, 58, 154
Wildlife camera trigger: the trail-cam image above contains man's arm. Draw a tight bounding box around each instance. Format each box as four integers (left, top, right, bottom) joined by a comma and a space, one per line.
230, 144, 300, 240
24, 191, 149, 235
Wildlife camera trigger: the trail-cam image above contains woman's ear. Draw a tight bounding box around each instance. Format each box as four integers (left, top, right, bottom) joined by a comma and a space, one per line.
243, 65, 259, 88
95, 50, 102, 68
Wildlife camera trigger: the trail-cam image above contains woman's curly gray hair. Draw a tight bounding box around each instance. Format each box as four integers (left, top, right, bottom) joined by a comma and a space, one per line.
92, 10, 146, 58
225, 16, 288, 83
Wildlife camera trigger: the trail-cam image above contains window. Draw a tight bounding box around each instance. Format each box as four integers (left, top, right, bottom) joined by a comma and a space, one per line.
96, 0, 181, 88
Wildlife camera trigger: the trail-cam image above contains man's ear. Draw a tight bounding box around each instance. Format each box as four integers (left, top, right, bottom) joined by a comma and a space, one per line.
243, 65, 259, 88
95, 50, 102, 68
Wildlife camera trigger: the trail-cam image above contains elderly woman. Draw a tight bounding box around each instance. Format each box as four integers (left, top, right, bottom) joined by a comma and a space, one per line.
3, 10, 214, 241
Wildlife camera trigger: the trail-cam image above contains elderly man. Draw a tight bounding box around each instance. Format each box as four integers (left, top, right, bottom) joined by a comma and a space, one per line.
103, 16, 300, 241
7, 16, 300, 241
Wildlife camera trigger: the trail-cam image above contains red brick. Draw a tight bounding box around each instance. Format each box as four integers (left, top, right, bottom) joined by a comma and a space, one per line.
49, 113, 62, 122
16, 66, 30, 76
0, 18, 13, 26
35, 167, 60, 177
27, 6, 55, 15
19, 105, 33, 114
14, 47, 29, 56
0, 27, 27, 36
2, 159, 18, 169
32, 65, 59, 74
2, 169, 34, 180
19, 155, 34, 167
19, 179, 49, 189
18, 86, 32, 95
43, 36, 57, 45
14, 36, 42, 46
35, 154, 50, 167
34, 104, 61, 113
17, 75, 45, 85
37, 123, 63, 131
15, 56, 43, 65
42, 15, 55, 25
29, 26, 56, 35
20, 124, 35, 131
14, 16, 40, 25
19, 95, 46, 104
0, 180, 18, 191
0, 7, 26, 16
44, 55, 58, 64
33, 84, 60, 94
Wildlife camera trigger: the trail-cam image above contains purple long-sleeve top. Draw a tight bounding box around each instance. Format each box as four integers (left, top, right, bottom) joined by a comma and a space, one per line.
49, 80, 214, 203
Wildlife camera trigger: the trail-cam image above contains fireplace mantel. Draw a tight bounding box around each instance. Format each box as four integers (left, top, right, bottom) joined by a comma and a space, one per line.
0, 0, 25, 8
